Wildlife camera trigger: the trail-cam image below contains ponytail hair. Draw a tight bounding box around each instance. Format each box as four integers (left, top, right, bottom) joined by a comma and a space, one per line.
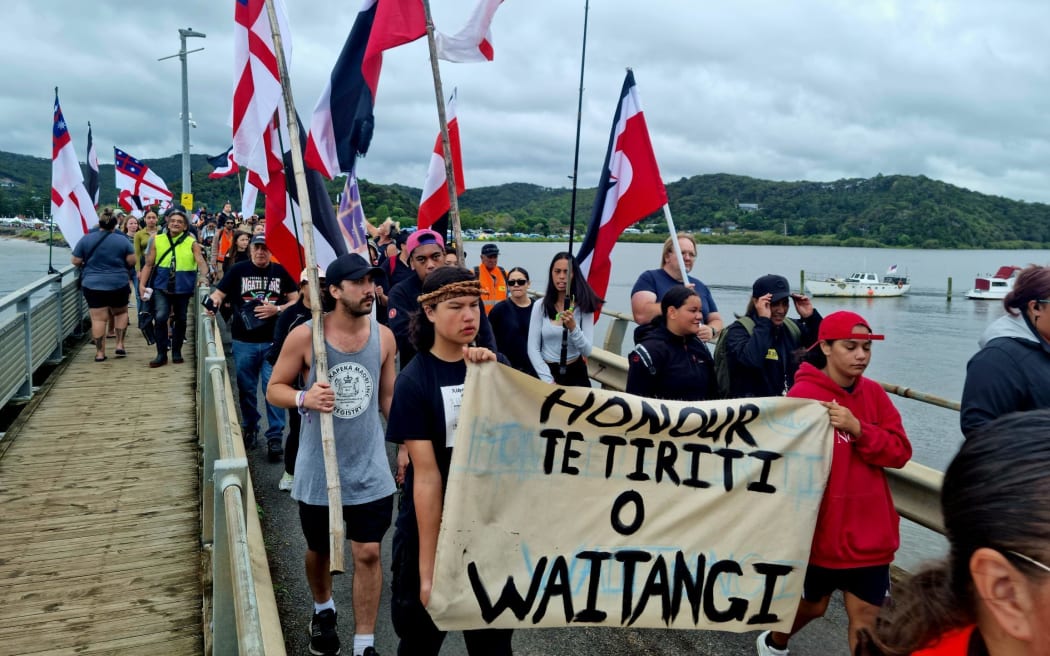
1003, 264, 1050, 316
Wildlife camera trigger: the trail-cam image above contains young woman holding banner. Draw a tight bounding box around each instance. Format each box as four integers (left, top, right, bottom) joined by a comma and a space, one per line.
758, 311, 911, 656
385, 267, 512, 655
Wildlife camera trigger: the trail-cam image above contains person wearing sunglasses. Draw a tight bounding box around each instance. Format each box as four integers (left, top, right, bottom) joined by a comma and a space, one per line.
961, 265, 1050, 438
858, 410, 1050, 655
488, 267, 538, 378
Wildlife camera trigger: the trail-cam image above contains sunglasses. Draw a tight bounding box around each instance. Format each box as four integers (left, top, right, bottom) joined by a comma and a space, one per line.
507, 279, 528, 287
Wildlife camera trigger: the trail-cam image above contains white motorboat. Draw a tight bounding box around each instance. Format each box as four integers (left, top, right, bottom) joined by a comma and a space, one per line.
966, 266, 1021, 300
805, 271, 910, 297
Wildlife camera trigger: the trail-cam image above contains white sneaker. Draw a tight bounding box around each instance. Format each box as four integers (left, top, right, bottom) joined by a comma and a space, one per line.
278, 472, 294, 492
756, 630, 790, 656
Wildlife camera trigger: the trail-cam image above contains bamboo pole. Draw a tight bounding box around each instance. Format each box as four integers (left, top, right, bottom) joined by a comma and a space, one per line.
263, 0, 345, 573
421, 0, 463, 263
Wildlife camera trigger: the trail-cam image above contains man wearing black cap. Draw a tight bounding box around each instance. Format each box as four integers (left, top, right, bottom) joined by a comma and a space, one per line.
208, 234, 298, 453
267, 253, 397, 656
474, 242, 507, 314
720, 273, 821, 398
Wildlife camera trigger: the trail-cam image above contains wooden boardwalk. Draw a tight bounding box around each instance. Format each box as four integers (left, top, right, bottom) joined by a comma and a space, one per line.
0, 335, 203, 655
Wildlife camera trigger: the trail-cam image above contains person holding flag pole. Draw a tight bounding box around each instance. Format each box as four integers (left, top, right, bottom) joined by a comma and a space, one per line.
260, 0, 347, 579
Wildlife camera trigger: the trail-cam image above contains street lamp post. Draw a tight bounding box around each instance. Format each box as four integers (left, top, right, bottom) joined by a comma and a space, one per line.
159, 28, 206, 205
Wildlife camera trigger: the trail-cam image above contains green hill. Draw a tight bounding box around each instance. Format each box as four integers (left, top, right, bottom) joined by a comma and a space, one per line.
3, 148, 1049, 248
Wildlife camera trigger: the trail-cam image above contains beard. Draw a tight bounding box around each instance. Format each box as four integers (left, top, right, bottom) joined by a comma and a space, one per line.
339, 296, 373, 317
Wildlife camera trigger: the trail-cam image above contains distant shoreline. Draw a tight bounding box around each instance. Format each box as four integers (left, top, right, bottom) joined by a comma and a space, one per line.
0, 229, 68, 248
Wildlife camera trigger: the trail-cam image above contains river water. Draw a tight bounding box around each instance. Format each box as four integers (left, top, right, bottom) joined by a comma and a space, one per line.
6, 237, 1046, 566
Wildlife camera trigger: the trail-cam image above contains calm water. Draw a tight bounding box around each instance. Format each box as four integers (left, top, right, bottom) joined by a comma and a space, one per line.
7, 237, 1047, 567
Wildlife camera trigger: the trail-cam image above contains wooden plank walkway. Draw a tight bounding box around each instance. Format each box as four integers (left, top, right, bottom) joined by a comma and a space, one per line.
0, 334, 203, 655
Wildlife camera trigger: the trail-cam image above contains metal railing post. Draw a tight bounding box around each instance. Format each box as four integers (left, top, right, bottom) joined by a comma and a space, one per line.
200, 356, 225, 545
16, 298, 33, 400
602, 316, 628, 353
212, 458, 248, 656
48, 276, 63, 362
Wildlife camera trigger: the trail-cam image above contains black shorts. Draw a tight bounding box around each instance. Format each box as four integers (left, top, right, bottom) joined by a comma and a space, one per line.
803, 563, 890, 607
298, 495, 394, 552
82, 286, 131, 309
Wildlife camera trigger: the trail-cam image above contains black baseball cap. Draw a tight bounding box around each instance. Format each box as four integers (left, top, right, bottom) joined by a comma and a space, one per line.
250, 234, 267, 247
752, 274, 792, 302
481, 243, 499, 256
325, 254, 386, 287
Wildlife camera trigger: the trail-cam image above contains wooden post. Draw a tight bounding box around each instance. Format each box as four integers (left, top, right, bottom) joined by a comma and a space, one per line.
800, 270, 805, 294
263, 0, 345, 573
421, 0, 464, 263
947, 276, 953, 302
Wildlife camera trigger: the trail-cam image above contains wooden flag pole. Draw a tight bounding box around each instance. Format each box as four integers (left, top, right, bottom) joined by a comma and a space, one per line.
421, 0, 464, 263
262, 0, 346, 573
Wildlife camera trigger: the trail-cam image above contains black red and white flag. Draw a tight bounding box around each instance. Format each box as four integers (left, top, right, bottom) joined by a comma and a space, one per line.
305, 0, 426, 178
577, 70, 668, 302
417, 90, 465, 234
85, 122, 100, 208
208, 145, 239, 179
253, 112, 349, 271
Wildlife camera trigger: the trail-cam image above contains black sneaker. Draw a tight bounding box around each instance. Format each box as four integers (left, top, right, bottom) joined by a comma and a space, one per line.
242, 429, 258, 450
267, 438, 284, 462
309, 609, 340, 655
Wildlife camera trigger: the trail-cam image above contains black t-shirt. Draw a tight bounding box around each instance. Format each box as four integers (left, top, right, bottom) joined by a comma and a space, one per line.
216, 260, 297, 342
488, 299, 538, 377
386, 352, 467, 530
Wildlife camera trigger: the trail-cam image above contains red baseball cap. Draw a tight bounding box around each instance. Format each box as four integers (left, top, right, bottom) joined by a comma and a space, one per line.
816, 311, 885, 343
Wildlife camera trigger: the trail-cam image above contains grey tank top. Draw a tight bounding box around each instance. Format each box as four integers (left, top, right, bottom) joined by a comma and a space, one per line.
291, 317, 396, 506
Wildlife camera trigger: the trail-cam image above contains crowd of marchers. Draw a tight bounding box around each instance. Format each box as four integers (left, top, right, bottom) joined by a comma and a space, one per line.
72, 205, 1050, 656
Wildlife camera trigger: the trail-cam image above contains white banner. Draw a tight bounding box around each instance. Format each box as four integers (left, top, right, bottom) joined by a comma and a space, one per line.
427, 363, 833, 633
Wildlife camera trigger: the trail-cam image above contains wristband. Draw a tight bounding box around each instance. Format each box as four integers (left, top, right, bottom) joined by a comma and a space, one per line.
296, 390, 307, 415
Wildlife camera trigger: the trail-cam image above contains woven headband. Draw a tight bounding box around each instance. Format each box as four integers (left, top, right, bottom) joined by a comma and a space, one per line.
417, 280, 483, 306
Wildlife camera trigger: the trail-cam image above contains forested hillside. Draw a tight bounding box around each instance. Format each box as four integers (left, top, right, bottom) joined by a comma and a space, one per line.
3, 148, 1049, 248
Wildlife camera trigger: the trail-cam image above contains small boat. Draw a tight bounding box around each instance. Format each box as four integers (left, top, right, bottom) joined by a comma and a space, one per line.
805, 271, 910, 297
966, 266, 1021, 300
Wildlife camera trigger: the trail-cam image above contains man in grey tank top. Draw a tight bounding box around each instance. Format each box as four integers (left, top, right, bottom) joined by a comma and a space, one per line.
268, 254, 398, 656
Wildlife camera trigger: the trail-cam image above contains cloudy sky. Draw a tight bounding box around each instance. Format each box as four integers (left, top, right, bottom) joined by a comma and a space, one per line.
4, 1, 1050, 202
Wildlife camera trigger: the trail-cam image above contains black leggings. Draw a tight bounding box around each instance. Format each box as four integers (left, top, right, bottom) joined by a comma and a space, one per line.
390, 524, 513, 655
546, 357, 591, 387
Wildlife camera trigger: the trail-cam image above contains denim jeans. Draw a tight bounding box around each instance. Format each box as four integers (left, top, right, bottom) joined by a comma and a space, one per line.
231, 340, 286, 439
152, 290, 190, 356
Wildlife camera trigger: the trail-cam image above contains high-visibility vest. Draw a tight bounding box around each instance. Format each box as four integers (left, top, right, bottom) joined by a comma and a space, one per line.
215, 229, 235, 262
474, 264, 508, 314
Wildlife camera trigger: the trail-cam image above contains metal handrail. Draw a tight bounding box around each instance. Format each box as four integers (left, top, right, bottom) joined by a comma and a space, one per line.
0, 265, 85, 408
196, 290, 285, 655
587, 307, 947, 535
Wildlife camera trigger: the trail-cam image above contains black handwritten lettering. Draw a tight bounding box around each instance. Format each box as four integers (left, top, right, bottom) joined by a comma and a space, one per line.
671, 552, 706, 624
682, 443, 712, 489
540, 429, 564, 475
728, 403, 761, 447
561, 431, 584, 475
599, 435, 627, 478
573, 551, 611, 623
655, 440, 681, 485
468, 558, 548, 623
714, 448, 744, 492
747, 562, 794, 625
746, 450, 782, 494
614, 550, 652, 624
587, 396, 634, 428
610, 490, 646, 535
703, 559, 748, 623
627, 400, 672, 435
532, 555, 573, 624
540, 388, 596, 425
627, 438, 654, 481
669, 406, 708, 438
629, 554, 671, 626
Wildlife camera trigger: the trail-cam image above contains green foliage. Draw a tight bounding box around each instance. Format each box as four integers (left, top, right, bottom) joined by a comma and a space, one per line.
4, 148, 1050, 248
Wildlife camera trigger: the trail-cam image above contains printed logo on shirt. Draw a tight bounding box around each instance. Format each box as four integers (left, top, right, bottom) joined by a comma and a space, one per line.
329, 361, 374, 419
239, 275, 283, 304
765, 348, 779, 361
834, 428, 854, 444
441, 383, 465, 448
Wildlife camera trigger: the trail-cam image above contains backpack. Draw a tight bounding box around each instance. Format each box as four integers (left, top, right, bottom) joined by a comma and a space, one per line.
713, 315, 801, 398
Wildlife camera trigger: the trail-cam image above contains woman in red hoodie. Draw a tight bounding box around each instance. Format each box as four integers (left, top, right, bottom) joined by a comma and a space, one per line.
756, 311, 912, 656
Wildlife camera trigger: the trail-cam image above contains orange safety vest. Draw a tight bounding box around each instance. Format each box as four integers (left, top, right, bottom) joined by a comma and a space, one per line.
215, 229, 235, 262
475, 264, 508, 314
